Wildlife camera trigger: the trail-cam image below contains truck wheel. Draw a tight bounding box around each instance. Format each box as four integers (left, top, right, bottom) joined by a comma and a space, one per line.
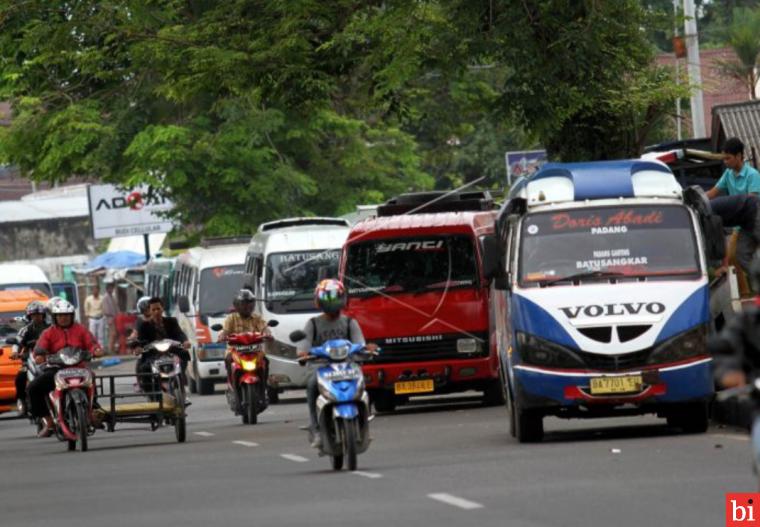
197, 378, 215, 396
483, 379, 506, 406
515, 402, 543, 443
372, 391, 396, 413
667, 402, 709, 434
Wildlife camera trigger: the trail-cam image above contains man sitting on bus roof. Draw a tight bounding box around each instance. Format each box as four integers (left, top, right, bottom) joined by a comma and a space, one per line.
706, 137, 760, 199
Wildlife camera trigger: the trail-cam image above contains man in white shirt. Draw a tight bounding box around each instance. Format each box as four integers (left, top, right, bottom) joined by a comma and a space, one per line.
84, 284, 105, 348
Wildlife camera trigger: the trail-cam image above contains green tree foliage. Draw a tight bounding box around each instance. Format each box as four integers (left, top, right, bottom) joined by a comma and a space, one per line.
0, 1, 686, 234
717, 7, 760, 100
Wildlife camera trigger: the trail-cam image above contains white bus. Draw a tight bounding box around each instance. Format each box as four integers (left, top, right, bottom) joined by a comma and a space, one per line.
244, 218, 350, 399
0, 264, 53, 297
172, 238, 250, 395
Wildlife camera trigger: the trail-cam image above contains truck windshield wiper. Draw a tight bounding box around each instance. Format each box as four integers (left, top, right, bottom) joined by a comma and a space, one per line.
542, 269, 626, 287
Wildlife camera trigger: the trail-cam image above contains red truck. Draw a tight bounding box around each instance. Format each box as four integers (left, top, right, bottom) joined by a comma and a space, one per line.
340, 191, 503, 412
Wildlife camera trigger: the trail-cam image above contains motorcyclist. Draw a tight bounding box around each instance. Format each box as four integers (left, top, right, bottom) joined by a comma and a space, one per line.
11, 300, 50, 411
132, 297, 191, 394
28, 300, 100, 437
712, 254, 760, 390
218, 289, 269, 386
296, 279, 375, 448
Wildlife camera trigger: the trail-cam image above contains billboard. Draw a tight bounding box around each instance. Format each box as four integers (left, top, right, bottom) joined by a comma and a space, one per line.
505, 149, 548, 186
87, 184, 174, 239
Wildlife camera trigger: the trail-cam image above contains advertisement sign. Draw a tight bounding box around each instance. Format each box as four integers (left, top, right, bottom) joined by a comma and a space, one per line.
87, 184, 174, 239
505, 149, 548, 186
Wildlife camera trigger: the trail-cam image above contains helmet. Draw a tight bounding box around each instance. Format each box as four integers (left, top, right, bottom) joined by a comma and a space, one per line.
50, 300, 76, 316
314, 279, 346, 314
25, 300, 47, 319
750, 253, 760, 294
47, 296, 63, 311
136, 296, 151, 315
233, 289, 255, 306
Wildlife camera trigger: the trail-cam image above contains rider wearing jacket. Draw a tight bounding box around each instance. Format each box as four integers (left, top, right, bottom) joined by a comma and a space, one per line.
11, 300, 49, 408
133, 297, 191, 391
28, 300, 99, 436
712, 255, 760, 389
297, 279, 372, 447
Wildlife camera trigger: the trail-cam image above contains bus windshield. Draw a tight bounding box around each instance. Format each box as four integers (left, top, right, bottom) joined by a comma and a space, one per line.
199, 265, 245, 317
519, 205, 700, 286
265, 250, 341, 314
345, 235, 478, 297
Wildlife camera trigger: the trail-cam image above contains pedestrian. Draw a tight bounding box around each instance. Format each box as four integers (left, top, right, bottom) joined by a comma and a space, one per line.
102, 280, 119, 354
710, 194, 760, 290
84, 283, 105, 349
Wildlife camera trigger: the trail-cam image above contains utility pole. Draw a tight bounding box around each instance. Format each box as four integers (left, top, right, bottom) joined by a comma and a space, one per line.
674, 0, 682, 141
683, 0, 706, 138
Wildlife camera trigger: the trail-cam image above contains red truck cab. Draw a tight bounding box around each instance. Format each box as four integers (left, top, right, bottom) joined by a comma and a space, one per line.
340, 191, 503, 412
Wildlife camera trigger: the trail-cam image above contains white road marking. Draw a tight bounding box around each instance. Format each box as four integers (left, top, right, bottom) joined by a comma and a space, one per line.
352, 471, 383, 479
233, 440, 260, 447
280, 453, 309, 463
711, 433, 750, 442
193, 431, 214, 437
427, 493, 484, 510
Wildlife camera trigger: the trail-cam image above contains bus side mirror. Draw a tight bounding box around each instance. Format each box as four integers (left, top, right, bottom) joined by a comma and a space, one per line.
480, 235, 504, 281
178, 295, 190, 314
267, 319, 279, 328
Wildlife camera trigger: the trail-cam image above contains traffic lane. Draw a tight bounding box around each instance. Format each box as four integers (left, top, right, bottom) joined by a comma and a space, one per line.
357, 399, 754, 527
0, 390, 755, 527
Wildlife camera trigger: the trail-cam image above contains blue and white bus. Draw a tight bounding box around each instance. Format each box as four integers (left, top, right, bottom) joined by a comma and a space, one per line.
487, 160, 724, 442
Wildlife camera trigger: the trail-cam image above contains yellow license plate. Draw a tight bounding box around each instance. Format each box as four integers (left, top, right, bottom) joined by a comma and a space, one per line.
394, 379, 435, 395
589, 375, 643, 395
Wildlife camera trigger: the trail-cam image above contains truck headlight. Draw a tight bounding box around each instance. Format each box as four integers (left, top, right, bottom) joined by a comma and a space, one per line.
457, 338, 481, 354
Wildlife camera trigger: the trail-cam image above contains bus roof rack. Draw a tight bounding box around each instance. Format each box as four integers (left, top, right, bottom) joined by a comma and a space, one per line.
258, 217, 350, 232
200, 235, 252, 248
377, 190, 494, 217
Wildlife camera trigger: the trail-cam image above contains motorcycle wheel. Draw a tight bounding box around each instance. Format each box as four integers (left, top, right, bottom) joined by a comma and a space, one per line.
343, 419, 358, 471
171, 377, 186, 443
244, 384, 257, 425
66, 391, 88, 452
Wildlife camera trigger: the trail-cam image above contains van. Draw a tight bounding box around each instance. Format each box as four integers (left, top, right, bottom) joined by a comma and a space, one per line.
0, 264, 53, 298
173, 238, 250, 395
0, 289, 49, 415
491, 160, 724, 442
244, 218, 350, 397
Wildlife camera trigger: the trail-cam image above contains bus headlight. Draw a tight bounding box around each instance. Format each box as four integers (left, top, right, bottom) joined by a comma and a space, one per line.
516, 332, 585, 369
647, 325, 707, 365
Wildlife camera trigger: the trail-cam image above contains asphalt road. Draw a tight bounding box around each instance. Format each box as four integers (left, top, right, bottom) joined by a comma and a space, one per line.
0, 361, 754, 527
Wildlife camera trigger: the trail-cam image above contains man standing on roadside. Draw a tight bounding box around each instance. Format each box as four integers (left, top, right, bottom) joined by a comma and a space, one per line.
84, 284, 105, 348
102, 280, 119, 354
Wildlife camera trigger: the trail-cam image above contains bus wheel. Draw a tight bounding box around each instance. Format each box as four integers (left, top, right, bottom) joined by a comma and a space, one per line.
667, 402, 709, 434
515, 403, 543, 443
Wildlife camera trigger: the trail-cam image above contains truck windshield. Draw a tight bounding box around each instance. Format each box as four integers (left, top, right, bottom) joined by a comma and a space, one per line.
345, 235, 478, 296
199, 265, 245, 317
265, 250, 341, 314
519, 205, 700, 286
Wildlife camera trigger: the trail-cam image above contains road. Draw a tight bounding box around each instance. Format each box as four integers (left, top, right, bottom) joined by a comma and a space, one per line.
0, 361, 753, 527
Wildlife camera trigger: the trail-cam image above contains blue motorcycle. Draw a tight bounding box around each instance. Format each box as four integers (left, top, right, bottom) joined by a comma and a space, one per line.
291, 331, 374, 471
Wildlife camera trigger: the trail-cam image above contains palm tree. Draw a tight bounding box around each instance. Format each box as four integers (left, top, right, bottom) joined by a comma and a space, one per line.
718, 7, 760, 100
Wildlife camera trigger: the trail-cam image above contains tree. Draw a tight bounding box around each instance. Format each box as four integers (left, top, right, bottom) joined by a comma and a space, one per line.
716, 7, 760, 100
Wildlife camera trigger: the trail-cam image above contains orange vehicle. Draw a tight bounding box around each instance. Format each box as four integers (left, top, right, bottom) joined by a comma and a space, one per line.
0, 290, 48, 415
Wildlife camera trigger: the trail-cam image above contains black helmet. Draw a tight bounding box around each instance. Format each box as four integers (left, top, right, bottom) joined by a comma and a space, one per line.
750, 253, 760, 294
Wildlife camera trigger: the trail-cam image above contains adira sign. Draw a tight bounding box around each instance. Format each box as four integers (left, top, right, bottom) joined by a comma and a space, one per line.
559, 302, 666, 319
88, 184, 174, 239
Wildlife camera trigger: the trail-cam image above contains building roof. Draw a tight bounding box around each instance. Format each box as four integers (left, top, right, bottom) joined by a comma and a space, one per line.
712, 99, 760, 166
0, 184, 89, 223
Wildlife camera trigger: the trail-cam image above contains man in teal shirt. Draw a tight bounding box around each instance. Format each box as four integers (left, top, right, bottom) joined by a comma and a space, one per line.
707, 137, 760, 289
707, 137, 760, 198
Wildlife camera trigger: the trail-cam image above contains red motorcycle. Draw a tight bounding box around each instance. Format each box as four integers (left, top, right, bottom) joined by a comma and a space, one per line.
215, 320, 277, 424
46, 347, 95, 452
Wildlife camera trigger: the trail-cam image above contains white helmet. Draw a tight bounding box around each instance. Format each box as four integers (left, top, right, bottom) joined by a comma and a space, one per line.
50, 300, 76, 315
136, 296, 151, 314
47, 296, 63, 311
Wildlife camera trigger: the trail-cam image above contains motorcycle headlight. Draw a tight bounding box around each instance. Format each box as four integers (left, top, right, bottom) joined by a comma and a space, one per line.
327, 345, 349, 361
516, 332, 585, 369
59, 348, 82, 366
241, 359, 257, 371
647, 325, 707, 365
